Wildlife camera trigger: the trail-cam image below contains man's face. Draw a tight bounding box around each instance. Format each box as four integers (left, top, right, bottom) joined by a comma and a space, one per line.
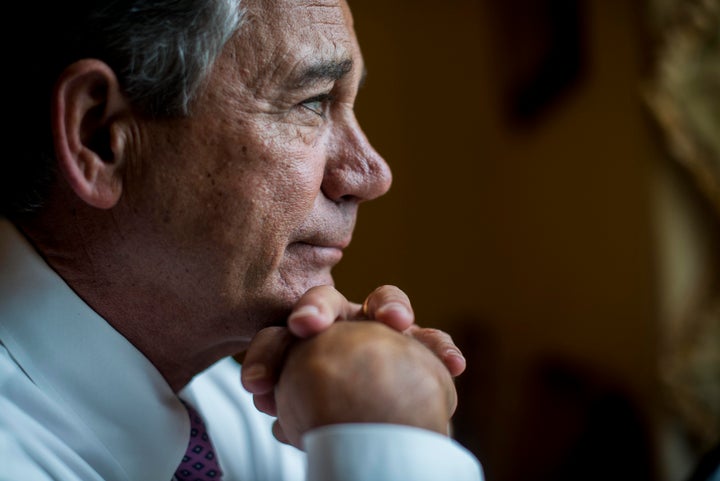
118, 0, 391, 338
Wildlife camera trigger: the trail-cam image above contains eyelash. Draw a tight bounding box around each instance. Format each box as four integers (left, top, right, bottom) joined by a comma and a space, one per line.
300, 93, 333, 117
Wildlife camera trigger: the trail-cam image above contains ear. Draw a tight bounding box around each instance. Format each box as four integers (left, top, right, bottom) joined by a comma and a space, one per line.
52, 59, 133, 209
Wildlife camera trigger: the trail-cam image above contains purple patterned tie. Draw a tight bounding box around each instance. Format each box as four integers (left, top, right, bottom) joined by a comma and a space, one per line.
174, 402, 224, 481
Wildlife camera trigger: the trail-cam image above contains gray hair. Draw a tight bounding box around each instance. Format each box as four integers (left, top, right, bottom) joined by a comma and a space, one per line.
90, 0, 244, 116
3, 0, 244, 217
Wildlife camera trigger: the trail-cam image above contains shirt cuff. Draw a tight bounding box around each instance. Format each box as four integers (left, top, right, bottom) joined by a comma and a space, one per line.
303, 423, 484, 481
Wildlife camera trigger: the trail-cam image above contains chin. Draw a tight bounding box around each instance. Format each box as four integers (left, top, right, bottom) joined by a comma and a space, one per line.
234, 266, 336, 332
279, 269, 336, 304
297, 270, 336, 294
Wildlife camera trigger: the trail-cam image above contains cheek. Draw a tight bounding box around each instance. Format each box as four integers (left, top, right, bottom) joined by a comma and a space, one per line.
244, 132, 326, 216
211, 148, 325, 293
211, 140, 325, 244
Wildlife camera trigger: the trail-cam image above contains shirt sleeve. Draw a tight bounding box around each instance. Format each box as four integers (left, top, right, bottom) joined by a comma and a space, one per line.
303, 424, 484, 481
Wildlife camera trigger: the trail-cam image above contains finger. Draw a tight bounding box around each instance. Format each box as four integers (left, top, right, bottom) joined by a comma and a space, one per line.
362, 285, 414, 331
287, 285, 355, 338
405, 325, 467, 377
447, 383, 459, 418
272, 420, 291, 446
241, 326, 294, 394
252, 392, 277, 417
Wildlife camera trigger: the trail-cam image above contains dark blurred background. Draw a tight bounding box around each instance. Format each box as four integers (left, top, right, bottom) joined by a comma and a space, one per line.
334, 0, 720, 480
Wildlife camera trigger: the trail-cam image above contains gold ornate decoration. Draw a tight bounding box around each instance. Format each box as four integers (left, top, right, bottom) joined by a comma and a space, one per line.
645, 0, 720, 215
644, 0, 720, 454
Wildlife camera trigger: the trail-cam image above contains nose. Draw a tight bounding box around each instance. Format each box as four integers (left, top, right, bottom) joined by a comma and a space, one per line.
321, 115, 392, 203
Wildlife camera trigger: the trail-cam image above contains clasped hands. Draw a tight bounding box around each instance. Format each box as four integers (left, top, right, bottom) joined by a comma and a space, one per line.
241, 285, 467, 449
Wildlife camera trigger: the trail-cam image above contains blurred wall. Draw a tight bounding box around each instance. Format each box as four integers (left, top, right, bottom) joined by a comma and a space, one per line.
334, 0, 668, 479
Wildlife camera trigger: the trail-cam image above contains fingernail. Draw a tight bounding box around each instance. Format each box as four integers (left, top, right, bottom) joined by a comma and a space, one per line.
376, 302, 411, 319
445, 350, 467, 374
445, 349, 465, 361
243, 364, 267, 382
288, 305, 321, 322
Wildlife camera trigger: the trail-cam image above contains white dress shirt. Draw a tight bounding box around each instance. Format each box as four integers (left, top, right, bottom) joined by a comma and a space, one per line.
0, 219, 483, 481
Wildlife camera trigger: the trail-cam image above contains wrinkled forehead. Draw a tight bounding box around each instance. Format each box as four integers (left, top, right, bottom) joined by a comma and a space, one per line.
250, 0, 353, 26
234, 0, 359, 86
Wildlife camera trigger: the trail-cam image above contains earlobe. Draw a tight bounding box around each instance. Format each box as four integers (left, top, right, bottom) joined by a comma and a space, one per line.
52, 59, 131, 209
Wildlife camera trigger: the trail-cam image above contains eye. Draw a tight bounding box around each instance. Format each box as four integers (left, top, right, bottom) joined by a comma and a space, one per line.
300, 93, 333, 117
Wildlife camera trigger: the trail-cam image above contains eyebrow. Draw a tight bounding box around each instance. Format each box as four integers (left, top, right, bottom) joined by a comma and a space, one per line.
291, 59, 358, 89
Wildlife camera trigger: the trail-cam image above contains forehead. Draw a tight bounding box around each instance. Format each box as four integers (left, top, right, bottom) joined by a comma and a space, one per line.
249, 0, 353, 27
235, 0, 359, 85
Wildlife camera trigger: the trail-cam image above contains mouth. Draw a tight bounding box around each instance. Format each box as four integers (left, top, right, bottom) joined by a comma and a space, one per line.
286, 230, 352, 266
286, 241, 346, 266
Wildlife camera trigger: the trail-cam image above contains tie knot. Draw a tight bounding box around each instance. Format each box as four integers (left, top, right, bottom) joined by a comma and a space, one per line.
174, 401, 224, 481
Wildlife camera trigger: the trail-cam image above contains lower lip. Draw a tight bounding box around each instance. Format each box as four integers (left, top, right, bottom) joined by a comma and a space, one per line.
288, 243, 344, 265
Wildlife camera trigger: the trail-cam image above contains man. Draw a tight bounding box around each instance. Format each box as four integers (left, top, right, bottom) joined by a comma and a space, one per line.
0, 0, 483, 480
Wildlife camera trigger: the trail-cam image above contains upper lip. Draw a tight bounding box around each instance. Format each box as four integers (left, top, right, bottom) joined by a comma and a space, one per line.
299, 239, 351, 250
294, 234, 352, 250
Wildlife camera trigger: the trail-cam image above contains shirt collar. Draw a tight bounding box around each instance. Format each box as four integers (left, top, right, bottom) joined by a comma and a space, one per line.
0, 219, 189, 481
